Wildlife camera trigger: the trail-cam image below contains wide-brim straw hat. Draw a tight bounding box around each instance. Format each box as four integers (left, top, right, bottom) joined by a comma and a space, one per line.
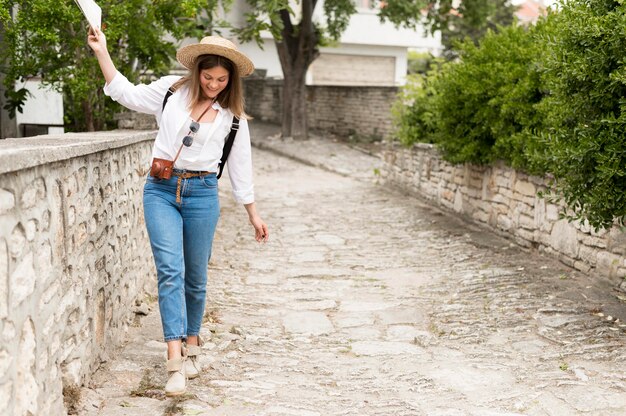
176, 36, 255, 77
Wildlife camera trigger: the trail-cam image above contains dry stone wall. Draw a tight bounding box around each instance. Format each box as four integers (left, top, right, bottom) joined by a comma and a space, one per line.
382, 142, 626, 280
242, 78, 398, 138
0, 131, 156, 415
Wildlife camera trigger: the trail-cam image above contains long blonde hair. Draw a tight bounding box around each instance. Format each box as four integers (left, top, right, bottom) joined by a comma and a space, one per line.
172, 54, 248, 119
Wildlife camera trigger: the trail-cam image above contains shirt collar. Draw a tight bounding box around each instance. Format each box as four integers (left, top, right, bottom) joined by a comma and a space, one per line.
212, 100, 224, 112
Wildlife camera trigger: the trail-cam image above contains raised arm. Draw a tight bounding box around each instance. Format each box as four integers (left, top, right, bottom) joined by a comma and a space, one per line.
87, 27, 116, 85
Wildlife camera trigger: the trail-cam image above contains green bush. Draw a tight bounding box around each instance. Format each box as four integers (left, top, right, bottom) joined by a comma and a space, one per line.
391, 70, 440, 146
407, 51, 435, 75
391, 1, 626, 229
395, 24, 545, 167
533, 0, 626, 229
431, 24, 545, 168
1, 0, 206, 131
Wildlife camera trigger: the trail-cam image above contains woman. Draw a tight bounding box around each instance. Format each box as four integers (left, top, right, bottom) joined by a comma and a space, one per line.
88, 28, 269, 396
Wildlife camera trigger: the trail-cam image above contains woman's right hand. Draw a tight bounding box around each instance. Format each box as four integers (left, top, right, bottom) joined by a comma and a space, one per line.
87, 26, 108, 56
87, 26, 117, 84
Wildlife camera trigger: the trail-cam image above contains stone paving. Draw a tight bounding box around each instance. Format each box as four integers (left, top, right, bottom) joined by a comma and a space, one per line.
77, 123, 626, 416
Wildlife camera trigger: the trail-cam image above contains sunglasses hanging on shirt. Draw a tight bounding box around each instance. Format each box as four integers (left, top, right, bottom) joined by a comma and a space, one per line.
183, 99, 214, 147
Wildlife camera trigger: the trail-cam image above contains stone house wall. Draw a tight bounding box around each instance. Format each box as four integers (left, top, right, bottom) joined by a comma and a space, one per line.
242, 78, 398, 138
381, 143, 626, 280
0, 131, 156, 414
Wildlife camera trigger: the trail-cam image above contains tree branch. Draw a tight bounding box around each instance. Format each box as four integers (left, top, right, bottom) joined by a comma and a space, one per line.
279, 8, 293, 37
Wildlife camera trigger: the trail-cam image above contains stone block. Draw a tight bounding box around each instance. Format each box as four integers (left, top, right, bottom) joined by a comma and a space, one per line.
24, 220, 37, 241
573, 260, 592, 274
15, 319, 38, 416
607, 226, 626, 255
578, 245, 598, 265
0, 347, 12, 377
61, 358, 83, 385
67, 205, 76, 227
0, 381, 13, 415
550, 220, 579, 258
20, 187, 37, 210
453, 189, 463, 212
35, 241, 53, 283
10, 252, 36, 309
514, 234, 533, 248
534, 196, 546, 225
517, 228, 536, 242
537, 231, 552, 247
514, 180, 536, 197
9, 223, 26, 258
581, 235, 607, 250
596, 251, 622, 278
497, 215, 513, 231
0, 239, 7, 318
493, 173, 511, 188
518, 214, 536, 231
465, 187, 482, 199
558, 253, 576, 267
546, 203, 560, 221
500, 188, 513, 199
0, 189, 15, 214
472, 210, 490, 224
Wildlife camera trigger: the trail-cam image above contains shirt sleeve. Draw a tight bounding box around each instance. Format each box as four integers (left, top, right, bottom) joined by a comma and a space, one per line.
103, 71, 181, 115
226, 117, 255, 204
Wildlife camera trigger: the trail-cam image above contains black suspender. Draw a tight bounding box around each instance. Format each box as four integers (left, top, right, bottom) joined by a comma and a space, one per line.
162, 88, 239, 180
162, 87, 175, 111
218, 116, 239, 179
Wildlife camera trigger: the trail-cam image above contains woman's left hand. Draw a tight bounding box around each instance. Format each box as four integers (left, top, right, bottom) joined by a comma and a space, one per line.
249, 215, 269, 243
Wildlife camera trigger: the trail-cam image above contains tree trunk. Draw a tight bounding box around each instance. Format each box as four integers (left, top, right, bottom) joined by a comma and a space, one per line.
281, 64, 308, 140
273, 1, 319, 140
82, 100, 95, 132
0, 20, 18, 139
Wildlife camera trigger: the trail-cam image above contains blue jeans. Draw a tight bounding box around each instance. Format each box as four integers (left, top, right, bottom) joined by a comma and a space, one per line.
143, 172, 220, 341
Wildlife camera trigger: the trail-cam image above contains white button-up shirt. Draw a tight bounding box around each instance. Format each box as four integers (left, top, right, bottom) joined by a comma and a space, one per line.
103, 71, 255, 204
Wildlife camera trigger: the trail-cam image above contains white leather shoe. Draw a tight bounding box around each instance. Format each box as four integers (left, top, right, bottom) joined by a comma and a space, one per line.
185, 336, 203, 379
165, 355, 187, 397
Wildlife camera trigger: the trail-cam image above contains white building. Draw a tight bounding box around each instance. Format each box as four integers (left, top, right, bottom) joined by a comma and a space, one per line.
224, 0, 441, 86
13, 79, 65, 137
0, 18, 65, 139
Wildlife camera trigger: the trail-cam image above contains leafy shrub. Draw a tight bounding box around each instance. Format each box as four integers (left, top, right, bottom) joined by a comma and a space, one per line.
391, 69, 440, 146
395, 24, 545, 166
407, 51, 435, 75
392, 1, 626, 229
0, 0, 206, 131
431, 24, 545, 168
533, 0, 626, 229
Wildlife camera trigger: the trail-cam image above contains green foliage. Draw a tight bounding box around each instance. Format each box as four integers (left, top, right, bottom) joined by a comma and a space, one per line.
533, 0, 626, 229
231, 0, 435, 138
377, 0, 428, 29
323, 0, 356, 40
380, 0, 518, 58
392, 0, 626, 229
407, 51, 434, 75
232, 0, 292, 46
391, 69, 440, 146
437, 0, 519, 58
396, 24, 545, 168
433, 24, 545, 168
0, 0, 207, 131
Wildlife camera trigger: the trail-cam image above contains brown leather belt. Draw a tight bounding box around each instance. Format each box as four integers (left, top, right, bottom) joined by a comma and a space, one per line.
171, 170, 214, 203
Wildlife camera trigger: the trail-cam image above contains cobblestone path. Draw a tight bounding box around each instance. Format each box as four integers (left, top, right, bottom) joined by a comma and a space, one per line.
81, 126, 626, 416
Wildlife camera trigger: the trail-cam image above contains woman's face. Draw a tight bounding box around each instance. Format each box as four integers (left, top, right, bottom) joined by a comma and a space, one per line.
199, 66, 230, 100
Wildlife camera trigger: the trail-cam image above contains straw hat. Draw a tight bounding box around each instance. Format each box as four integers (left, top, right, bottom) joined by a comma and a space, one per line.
176, 36, 255, 77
